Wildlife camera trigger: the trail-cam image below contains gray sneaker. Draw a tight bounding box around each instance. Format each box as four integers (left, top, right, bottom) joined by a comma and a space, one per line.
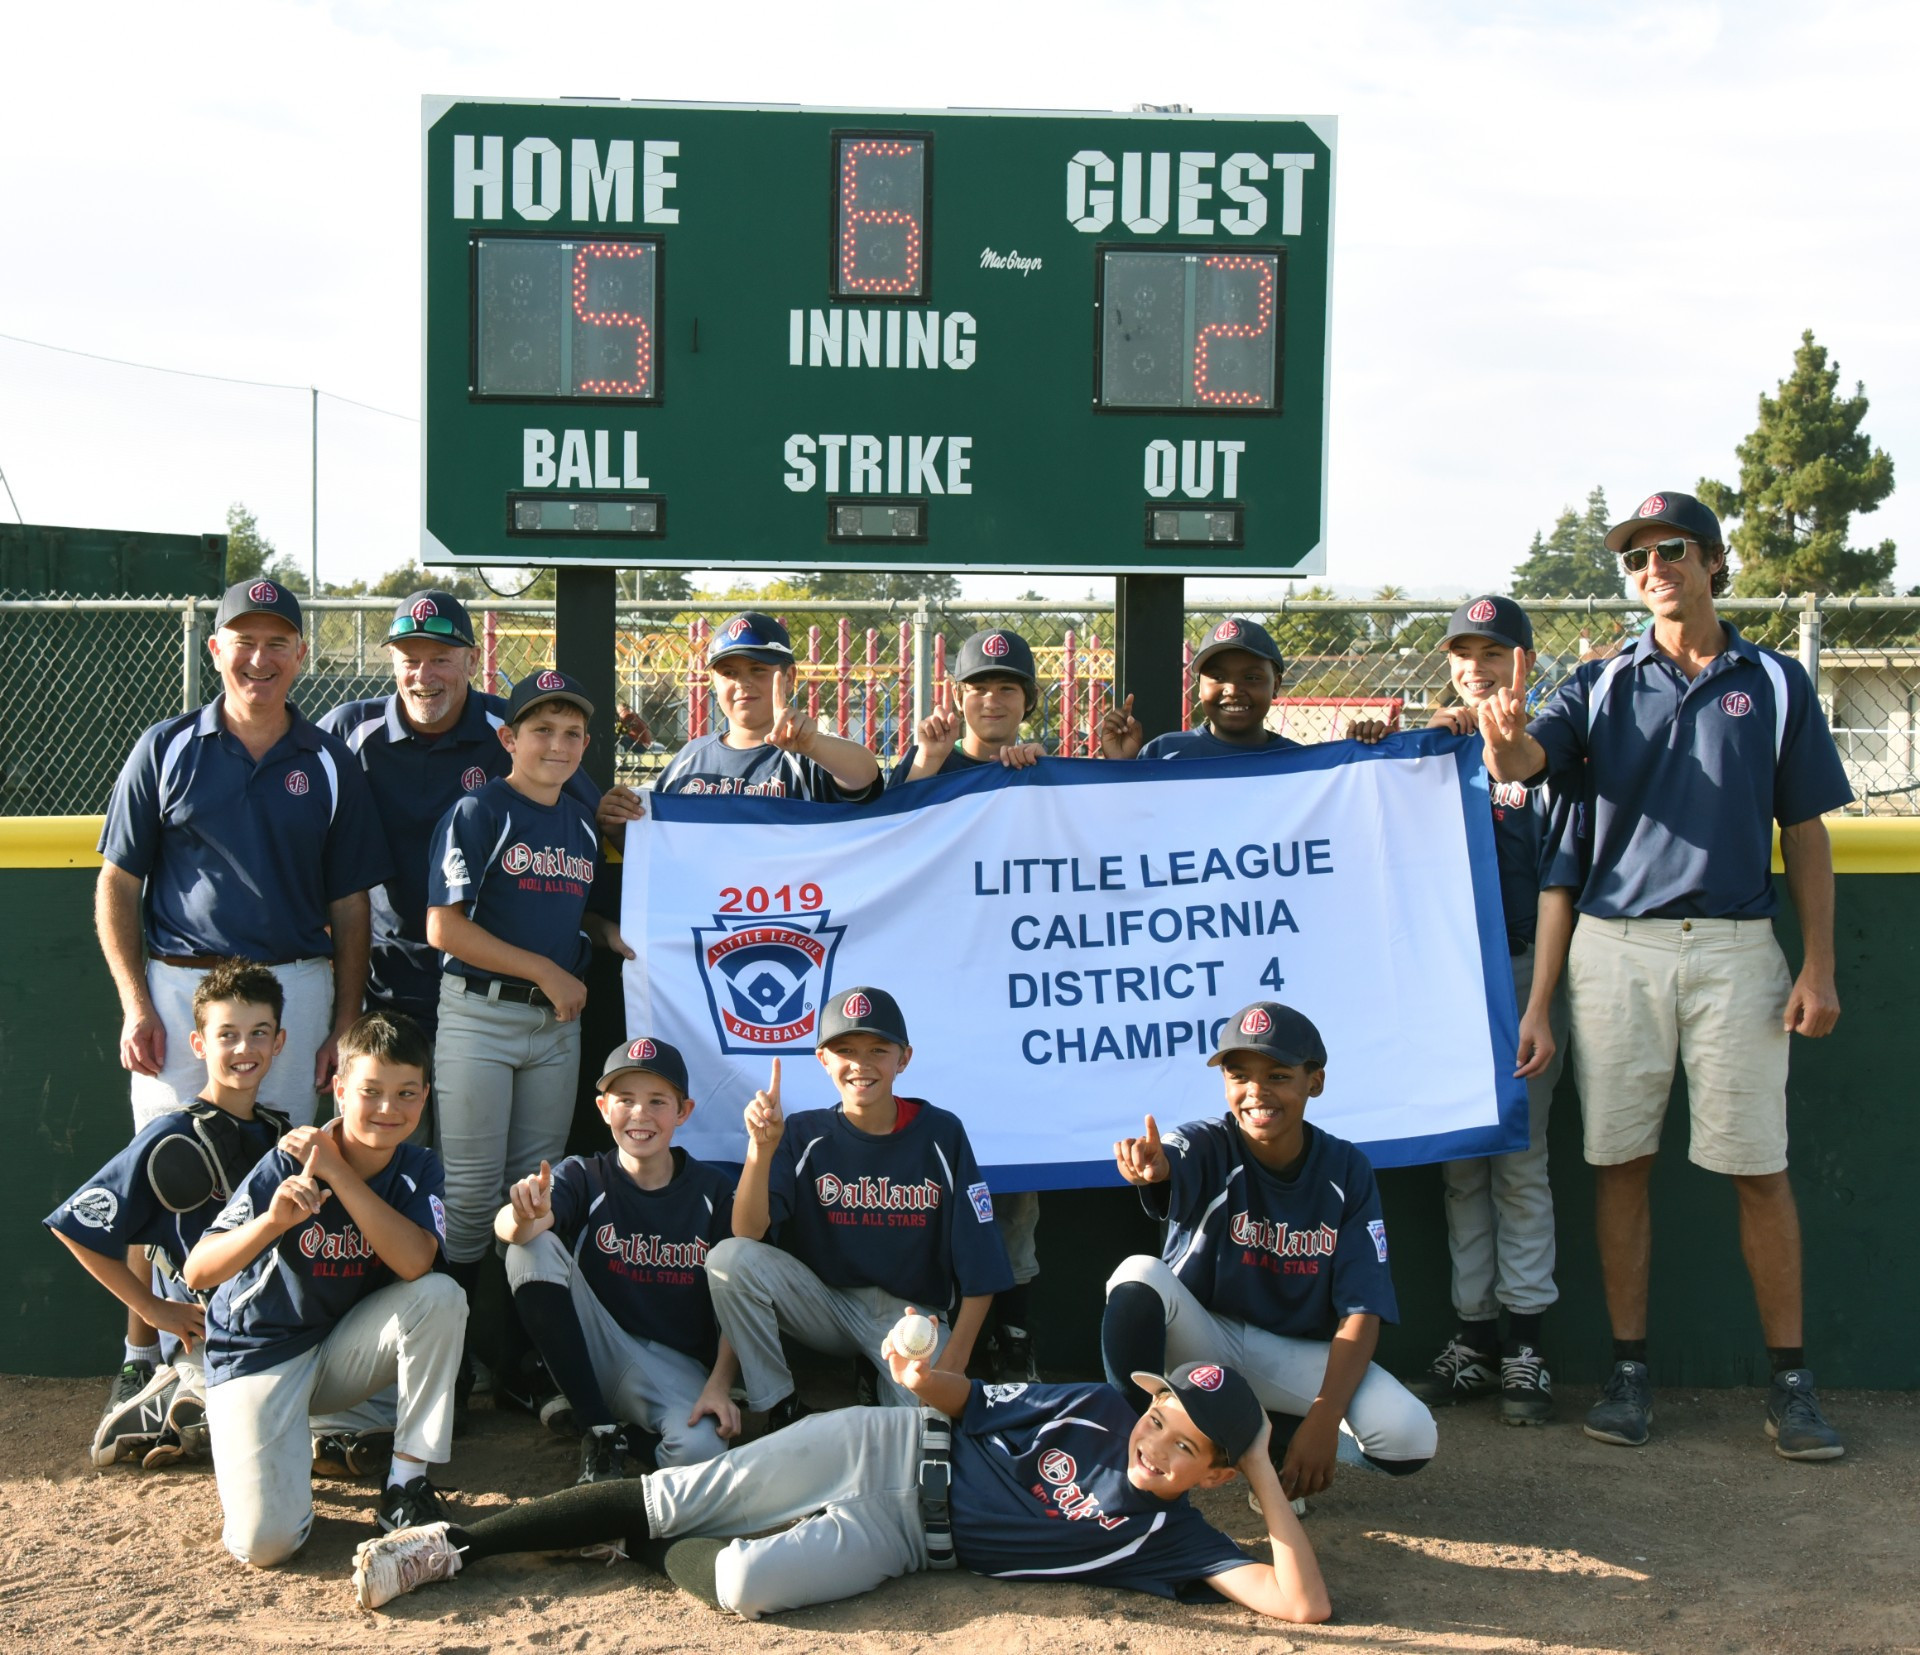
1583, 1359, 1653, 1446
1406, 1335, 1499, 1406
1766, 1370, 1844, 1461
1499, 1344, 1554, 1427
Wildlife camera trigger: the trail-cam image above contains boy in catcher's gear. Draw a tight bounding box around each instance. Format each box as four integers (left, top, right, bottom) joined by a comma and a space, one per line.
185, 1012, 465, 1567
353, 1347, 1331, 1624
712, 986, 1013, 1421
45, 960, 291, 1469
1103, 1002, 1435, 1498
495, 1036, 742, 1482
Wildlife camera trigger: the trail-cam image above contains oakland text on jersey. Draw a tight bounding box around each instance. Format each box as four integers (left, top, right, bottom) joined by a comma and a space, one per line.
504, 841, 595, 883
297, 1220, 380, 1268
594, 1224, 711, 1274
1232, 1214, 1339, 1260
815, 1173, 942, 1212
674, 776, 795, 797
1034, 1448, 1126, 1529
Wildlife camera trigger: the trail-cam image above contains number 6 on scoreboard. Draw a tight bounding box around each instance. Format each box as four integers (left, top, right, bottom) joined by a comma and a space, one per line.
832, 133, 930, 299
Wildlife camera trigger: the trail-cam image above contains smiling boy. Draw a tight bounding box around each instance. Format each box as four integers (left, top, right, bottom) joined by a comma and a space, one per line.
184, 1010, 464, 1566
352, 1348, 1329, 1624
1099, 616, 1306, 759
1103, 1002, 1435, 1499
495, 1036, 741, 1483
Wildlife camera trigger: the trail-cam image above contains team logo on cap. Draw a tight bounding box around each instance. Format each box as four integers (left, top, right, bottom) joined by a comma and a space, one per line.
248, 581, 279, 604
1038, 1449, 1078, 1485
628, 1037, 658, 1060
982, 633, 1011, 657
1212, 619, 1241, 641
843, 992, 873, 1018
1638, 494, 1668, 518
1721, 691, 1753, 717
461, 766, 486, 791
1240, 1007, 1273, 1036
692, 906, 846, 1054
727, 617, 751, 641
285, 770, 309, 796
1467, 599, 1498, 624
410, 597, 438, 622
1189, 1365, 1225, 1392
535, 670, 565, 691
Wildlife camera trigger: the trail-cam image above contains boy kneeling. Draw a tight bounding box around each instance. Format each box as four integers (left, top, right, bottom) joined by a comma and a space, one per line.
185, 1011, 465, 1565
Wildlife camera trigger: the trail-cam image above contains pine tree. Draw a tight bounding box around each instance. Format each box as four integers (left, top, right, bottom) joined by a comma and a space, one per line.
1510, 487, 1620, 599
1699, 330, 1896, 596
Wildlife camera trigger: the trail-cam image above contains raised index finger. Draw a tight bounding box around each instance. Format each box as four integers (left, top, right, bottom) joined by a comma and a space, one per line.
1510, 646, 1527, 696
1143, 1113, 1161, 1147
303, 1143, 320, 1177
767, 1057, 781, 1107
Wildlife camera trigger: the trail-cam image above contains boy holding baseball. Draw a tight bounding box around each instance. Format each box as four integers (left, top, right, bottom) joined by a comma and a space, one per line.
1103, 1001, 1436, 1500
709, 986, 1013, 1422
184, 1011, 465, 1566
495, 1035, 741, 1483
45, 959, 291, 1469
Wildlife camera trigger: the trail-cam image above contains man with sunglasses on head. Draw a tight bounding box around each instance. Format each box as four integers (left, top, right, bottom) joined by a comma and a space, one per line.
321, 591, 622, 1044
1476, 490, 1853, 1463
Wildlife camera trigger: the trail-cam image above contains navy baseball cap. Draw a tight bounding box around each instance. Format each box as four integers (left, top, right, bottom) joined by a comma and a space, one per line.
1192, 615, 1285, 677
1604, 489, 1724, 553
1209, 1001, 1328, 1070
1129, 1361, 1264, 1464
387, 589, 476, 647
505, 668, 595, 723
708, 611, 794, 667
214, 577, 304, 634
816, 985, 911, 1049
597, 1035, 690, 1095
953, 628, 1038, 689
1442, 594, 1533, 652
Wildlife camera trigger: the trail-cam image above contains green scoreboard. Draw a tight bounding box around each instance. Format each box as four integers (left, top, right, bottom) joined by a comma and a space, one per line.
420, 98, 1336, 577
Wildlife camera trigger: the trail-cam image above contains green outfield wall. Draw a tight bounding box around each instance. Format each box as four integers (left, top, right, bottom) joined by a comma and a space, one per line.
6, 817, 1915, 1386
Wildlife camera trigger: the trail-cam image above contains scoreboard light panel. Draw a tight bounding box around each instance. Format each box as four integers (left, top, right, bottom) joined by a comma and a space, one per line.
422, 99, 1336, 576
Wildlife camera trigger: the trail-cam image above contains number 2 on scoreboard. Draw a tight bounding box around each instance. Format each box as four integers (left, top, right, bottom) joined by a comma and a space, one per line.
719, 882, 825, 914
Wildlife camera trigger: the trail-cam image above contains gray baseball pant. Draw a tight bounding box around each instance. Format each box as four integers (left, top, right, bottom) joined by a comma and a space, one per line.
204, 1272, 466, 1566
1440, 942, 1566, 1319
996, 1190, 1040, 1285
1105, 1254, 1437, 1463
642, 1404, 931, 1619
507, 1230, 728, 1465
705, 1236, 948, 1411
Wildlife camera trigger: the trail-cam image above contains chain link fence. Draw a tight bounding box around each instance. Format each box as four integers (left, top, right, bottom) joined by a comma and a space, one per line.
7, 593, 1918, 816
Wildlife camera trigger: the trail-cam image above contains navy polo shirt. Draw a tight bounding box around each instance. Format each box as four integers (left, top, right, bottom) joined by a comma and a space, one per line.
320, 690, 601, 1014
656, 734, 882, 801
98, 698, 393, 962
1138, 728, 1304, 760
1528, 625, 1853, 919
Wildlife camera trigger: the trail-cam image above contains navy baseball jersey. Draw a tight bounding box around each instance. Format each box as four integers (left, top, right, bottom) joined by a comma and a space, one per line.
1528, 625, 1853, 918
1487, 774, 1578, 950
201, 1142, 445, 1384
950, 1379, 1251, 1598
765, 1101, 1014, 1311
44, 1107, 283, 1273
1146, 1118, 1397, 1339
98, 698, 393, 961
886, 743, 991, 789
657, 734, 881, 802
1138, 729, 1304, 761
320, 690, 601, 1014
548, 1148, 734, 1363
427, 778, 602, 983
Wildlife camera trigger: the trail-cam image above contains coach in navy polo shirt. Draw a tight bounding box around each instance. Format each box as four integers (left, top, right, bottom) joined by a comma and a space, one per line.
97, 578, 391, 1131
319, 590, 613, 1037
1478, 489, 1853, 1462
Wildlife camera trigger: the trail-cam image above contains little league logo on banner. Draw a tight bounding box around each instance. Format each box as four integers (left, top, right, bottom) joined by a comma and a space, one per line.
622, 732, 1527, 1185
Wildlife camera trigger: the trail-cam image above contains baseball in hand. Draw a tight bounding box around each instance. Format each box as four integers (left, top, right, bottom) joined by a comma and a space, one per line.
891, 1312, 938, 1360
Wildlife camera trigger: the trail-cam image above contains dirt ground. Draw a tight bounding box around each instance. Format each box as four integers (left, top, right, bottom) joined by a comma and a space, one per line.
5, 1373, 1915, 1655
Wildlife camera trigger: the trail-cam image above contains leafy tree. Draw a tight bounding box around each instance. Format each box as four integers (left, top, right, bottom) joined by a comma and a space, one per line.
225, 502, 292, 586
1369, 583, 1408, 645
1268, 584, 1365, 662
799, 568, 960, 604
1510, 486, 1621, 599
1699, 330, 1896, 596
368, 561, 482, 600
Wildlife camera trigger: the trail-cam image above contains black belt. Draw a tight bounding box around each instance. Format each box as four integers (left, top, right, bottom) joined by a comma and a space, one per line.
919, 1411, 956, 1570
454, 975, 554, 1010
155, 953, 306, 970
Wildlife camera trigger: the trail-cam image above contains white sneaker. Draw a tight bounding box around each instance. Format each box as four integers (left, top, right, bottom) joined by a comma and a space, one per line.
352, 1521, 463, 1610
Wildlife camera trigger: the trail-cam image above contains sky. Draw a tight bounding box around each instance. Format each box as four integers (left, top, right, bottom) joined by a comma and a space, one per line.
2, 0, 1916, 603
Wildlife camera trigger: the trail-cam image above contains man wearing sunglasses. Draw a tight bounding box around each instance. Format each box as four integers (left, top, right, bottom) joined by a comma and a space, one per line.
1476, 490, 1853, 1463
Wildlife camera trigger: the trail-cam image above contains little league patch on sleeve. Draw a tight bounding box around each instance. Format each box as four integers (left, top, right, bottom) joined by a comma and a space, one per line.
1368, 1219, 1389, 1263
68, 1187, 119, 1229
968, 1181, 994, 1222
430, 1194, 447, 1240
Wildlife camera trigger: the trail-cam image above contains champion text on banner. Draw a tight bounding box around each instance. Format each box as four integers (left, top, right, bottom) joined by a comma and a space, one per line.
621, 731, 1527, 1187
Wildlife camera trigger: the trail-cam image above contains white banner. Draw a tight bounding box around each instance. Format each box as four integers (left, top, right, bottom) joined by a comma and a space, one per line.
622, 733, 1526, 1184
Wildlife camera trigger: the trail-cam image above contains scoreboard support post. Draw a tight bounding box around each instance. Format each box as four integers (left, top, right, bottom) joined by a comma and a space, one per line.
555, 566, 617, 794
1115, 574, 1187, 741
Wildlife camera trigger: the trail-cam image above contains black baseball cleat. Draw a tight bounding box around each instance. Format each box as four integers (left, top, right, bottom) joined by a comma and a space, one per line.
377, 1473, 452, 1533
1406, 1336, 1499, 1407
92, 1362, 176, 1467
1499, 1344, 1554, 1426
166, 1387, 211, 1458
313, 1429, 395, 1479
762, 1394, 816, 1434
1766, 1370, 1844, 1461
577, 1426, 628, 1485
1583, 1360, 1654, 1447
662, 1538, 728, 1609
995, 1326, 1041, 1383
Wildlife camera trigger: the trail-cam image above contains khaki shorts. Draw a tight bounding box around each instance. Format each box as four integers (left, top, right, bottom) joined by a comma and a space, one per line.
1567, 915, 1792, 1176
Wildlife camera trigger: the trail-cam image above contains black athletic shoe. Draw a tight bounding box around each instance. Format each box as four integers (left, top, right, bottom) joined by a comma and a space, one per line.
662, 1538, 728, 1609
577, 1426, 628, 1484
313, 1429, 395, 1479
92, 1362, 175, 1467
1499, 1344, 1554, 1426
762, 1394, 816, 1434
539, 1394, 579, 1438
497, 1355, 558, 1418
377, 1474, 452, 1533
996, 1327, 1041, 1383
1766, 1370, 1845, 1461
1406, 1336, 1499, 1406
1583, 1359, 1654, 1447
